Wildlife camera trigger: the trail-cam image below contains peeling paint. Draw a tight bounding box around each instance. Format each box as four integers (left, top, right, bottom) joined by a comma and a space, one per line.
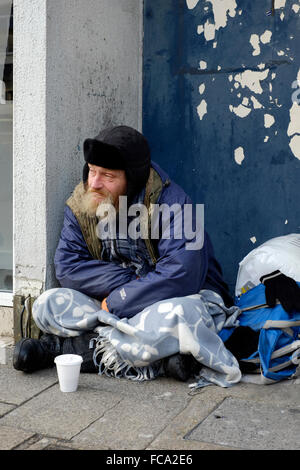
274, 0, 286, 8
234, 146, 245, 164
264, 114, 275, 128
289, 135, 300, 160
187, 0, 298, 170
186, 0, 199, 9
287, 90, 300, 160
274, 98, 282, 107
228, 69, 269, 120
146, 0, 300, 290
197, 25, 204, 35
204, 20, 216, 41
251, 96, 263, 109
229, 103, 251, 118
208, 0, 237, 29
234, 69, 269, 94
287, 102, 300, 136
292, 4, 300, 13
250, 34, 260, 56
197, 99, 207, 120
187, 0, 237, 41
250, 30, 272, 56
199, 83, 205, 94
260, 30, 272, 44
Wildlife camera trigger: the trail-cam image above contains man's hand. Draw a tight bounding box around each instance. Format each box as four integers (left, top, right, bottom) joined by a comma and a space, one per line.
260, 270, 300, 314
101, 298, 109, 312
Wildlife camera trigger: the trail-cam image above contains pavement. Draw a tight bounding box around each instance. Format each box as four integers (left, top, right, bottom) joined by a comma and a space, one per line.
0, 339, 300, 453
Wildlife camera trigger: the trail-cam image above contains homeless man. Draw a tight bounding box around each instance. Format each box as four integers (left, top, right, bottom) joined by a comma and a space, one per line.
13, 125, 255, 386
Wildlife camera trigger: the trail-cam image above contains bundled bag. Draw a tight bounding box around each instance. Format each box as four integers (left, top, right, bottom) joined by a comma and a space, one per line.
235, 233, 300, 297
234, 284, 300, 383
233, 234, 300, 384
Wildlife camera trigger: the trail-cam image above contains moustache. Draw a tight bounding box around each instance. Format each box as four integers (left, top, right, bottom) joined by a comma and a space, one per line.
88, 188, 110, 197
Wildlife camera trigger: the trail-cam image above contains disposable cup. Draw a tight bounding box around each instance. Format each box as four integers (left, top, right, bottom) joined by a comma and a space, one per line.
54, 354, 83, 392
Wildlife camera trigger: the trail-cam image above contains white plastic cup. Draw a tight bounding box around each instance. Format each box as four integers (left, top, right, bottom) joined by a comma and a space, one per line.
54, 354, 83, 392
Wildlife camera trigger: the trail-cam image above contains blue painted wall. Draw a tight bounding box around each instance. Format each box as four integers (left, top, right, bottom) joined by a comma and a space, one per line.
143, 0, 300, 294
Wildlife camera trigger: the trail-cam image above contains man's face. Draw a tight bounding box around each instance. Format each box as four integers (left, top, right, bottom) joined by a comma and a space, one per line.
83, 164, 127, 215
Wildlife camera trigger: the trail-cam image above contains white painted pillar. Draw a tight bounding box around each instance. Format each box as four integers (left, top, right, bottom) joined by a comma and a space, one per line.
13, 0, 143, 300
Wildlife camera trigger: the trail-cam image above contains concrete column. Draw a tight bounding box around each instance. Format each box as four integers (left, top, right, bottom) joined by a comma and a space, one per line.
13, 0, 143, 336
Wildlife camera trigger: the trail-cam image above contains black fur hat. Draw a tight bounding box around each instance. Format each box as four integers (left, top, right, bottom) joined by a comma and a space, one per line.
83, 126, 151, 203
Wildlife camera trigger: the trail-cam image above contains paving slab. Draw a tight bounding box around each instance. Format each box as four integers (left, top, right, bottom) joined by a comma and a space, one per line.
0, 365, 58, 405
0, 383, 121, 440
146, 393, 238, 450
187, 396, 300, 450
71, 392, 190, 450
1, 360, 300, 451
81, 373, 194, 400
0, 425, 35, 450
192, 378, 300, 406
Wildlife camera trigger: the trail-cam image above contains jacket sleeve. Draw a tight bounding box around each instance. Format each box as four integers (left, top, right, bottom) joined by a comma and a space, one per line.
54, 206, 136, 300
105, 185, 209, 318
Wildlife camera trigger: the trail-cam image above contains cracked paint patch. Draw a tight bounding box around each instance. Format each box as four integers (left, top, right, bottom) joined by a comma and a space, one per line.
274, 0, 286, 8
228, 69, 269, 119
229, 103, 251, 118
260, 30, 272, 44
187, 0, 237, 42
250, 34, 260, 56
287, 69, 300, 160
249, 30, 272, 56
234, 69, 269, 94
197, 99, 207, 120
234, 147, 245, 165
264, 113, 275, 128
292, 4, 300, 14
199, 83, 205, 95
251, 96, 264, 109
187, 0, 298, 156
186, 0, 199, 8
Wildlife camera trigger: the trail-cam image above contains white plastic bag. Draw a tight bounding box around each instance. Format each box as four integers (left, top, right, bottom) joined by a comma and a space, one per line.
235, 234, 300, 297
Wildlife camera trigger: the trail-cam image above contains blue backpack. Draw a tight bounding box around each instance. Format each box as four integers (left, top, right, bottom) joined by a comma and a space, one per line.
233, 283, 300, 383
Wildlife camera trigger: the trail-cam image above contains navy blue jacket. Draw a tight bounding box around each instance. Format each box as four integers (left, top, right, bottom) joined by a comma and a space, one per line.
54, 162, 232, 318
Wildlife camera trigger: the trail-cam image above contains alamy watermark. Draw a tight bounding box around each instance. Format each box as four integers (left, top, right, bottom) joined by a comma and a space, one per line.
95, 196, 204, 251
291, 79, 300, 105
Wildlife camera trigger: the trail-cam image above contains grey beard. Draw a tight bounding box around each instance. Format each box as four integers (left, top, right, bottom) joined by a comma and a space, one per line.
81, 190, 115, 217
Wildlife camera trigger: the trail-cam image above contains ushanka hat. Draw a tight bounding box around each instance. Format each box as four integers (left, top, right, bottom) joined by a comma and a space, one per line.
83, 125, 151, 203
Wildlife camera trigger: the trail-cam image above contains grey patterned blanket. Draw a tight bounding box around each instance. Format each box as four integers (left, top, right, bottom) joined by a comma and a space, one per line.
93, 290, 242, 389
33, 287, 242, 389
